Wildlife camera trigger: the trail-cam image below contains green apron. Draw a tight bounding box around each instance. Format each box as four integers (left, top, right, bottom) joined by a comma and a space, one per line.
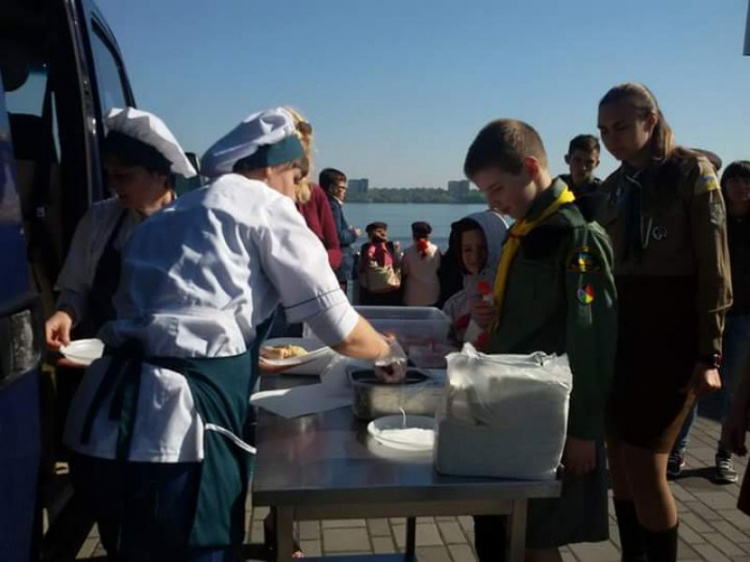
80, 319, 271, 548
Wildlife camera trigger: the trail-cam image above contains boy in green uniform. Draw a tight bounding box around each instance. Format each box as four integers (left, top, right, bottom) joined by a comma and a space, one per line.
560, 134, 602, 198
465, 119, 617, 562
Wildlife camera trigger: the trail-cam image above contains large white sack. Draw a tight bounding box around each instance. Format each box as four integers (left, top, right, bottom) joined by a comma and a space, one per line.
434, 344, 572, 481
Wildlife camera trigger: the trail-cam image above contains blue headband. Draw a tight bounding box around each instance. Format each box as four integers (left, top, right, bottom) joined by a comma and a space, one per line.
232, 135, 304, 172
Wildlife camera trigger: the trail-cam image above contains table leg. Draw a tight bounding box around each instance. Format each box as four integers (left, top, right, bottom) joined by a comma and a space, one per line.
405, 516, 416, 561
506, 499, 528, 562
274, 506, 294, 562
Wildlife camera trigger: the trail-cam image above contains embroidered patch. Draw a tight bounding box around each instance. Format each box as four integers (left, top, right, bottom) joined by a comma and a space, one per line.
710, 200, 726, 226
577, 285, 595, 305
696, 175, 720, 194
567, 247, 602, 272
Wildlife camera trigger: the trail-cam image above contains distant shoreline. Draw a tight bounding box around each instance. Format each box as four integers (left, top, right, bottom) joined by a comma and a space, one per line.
345, 201, 483, 205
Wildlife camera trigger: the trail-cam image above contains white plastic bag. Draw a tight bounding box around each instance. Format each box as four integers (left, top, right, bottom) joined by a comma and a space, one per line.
434, 344, 572, 481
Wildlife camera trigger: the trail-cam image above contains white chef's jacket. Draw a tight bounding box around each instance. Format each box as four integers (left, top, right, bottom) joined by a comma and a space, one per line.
55, 198, 142, 324
64, 174, 358, 463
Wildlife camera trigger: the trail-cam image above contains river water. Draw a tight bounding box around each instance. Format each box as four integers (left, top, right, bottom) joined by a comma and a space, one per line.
342, 202, 489, 251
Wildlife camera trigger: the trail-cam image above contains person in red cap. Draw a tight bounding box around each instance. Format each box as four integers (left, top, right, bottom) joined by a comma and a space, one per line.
358, 222, 402, 306
401, 221, 441, 306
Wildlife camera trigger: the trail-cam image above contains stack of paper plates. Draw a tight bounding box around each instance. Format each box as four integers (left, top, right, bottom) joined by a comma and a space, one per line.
367, 415, 435, 451
60, 339, 105, 366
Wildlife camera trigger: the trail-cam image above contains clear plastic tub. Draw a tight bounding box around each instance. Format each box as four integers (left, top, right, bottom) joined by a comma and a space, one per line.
354, 306, 451, 348
408, 343, 458, 369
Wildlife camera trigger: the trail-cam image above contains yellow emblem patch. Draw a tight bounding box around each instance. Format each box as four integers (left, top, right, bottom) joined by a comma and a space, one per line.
696, 175, 720, 194
567, 246, 602, 273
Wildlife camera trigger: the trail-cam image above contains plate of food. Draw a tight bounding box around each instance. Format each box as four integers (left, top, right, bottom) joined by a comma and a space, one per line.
59, 338, 105, 366
260, 337, 337, 375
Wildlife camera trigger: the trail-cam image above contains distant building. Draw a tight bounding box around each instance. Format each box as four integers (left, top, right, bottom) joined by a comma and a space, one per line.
448, 180, 470, 201
348, 178, 369, 195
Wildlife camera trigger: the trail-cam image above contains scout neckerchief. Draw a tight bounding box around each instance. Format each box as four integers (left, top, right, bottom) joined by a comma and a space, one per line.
491, 183, 575, 332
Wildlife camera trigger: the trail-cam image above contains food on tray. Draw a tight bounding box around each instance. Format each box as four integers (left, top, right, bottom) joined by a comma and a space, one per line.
261, 344, 308, 360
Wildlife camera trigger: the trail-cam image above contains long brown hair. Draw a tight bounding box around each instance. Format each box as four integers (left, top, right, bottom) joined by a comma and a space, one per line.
599, 82, 677, 160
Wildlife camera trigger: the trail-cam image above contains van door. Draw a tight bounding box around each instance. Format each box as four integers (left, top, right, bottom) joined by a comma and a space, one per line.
0, 76, 44, 562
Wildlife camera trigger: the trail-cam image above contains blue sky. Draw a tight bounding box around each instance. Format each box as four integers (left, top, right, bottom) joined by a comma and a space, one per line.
98, 0, 750, 188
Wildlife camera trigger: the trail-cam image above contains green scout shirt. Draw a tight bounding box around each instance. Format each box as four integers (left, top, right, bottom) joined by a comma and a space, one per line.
488, 179, 617, 440
598, 156, 732, 356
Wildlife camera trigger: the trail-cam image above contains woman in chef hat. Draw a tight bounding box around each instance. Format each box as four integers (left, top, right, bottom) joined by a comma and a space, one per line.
63, 106, 403, 561
45, 107, 197, 348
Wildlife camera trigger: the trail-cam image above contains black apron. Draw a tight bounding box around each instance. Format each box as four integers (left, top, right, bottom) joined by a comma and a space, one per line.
79, 317, 273, 548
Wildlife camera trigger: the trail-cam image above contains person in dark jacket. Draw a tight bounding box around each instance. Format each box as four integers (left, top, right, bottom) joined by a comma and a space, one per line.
559, 134, 602, 198
598, 83, 730, 562
321, 167, 361, 293
466, 118, 616, 562
671, 160, 750, 484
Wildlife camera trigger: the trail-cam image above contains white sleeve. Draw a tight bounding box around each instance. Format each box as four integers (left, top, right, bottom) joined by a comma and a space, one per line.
55, 208, 96, 325
255, 197, 358, 346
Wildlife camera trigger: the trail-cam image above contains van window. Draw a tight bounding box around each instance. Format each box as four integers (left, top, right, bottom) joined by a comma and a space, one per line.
90, 26, 127, 115
5, 70, 47, 117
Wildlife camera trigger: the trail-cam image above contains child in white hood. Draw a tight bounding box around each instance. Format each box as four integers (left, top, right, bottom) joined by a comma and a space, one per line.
442, 210, 508, 345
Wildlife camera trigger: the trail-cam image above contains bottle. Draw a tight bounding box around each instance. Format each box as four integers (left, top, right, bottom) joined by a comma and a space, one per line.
463, 280, 493, 347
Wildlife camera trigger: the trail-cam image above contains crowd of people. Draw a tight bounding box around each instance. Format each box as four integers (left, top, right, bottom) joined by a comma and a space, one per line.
41, 80, 750, 562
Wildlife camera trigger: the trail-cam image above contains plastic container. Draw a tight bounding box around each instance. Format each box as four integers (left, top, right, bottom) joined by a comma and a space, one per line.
354, 306, 451, 349
368, 414, 436, 452
60, 338, 104, 366
408, 343, 458, 369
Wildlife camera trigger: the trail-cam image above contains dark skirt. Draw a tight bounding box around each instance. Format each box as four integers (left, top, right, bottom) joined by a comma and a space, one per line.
526, 439, 609, 549
473, 441, 609, 556
608, 276, 699, 452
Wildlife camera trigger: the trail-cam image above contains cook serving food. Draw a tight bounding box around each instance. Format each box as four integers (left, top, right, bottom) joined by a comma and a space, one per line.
62, 106, 406, 561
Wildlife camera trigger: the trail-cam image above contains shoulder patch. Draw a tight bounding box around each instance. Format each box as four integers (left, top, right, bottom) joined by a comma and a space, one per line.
710, 199, 726, 226
695, 174, 720, 195
568, 246, 602, 273
577, 284, 595, 305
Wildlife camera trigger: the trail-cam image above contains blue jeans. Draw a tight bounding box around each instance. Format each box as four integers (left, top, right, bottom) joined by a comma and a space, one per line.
673, 314, 750, 455
70, 454, 237, 562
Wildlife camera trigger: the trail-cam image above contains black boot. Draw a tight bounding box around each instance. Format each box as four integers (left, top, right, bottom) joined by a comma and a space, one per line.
613, 499, 647, 561
642, 524, 678, 562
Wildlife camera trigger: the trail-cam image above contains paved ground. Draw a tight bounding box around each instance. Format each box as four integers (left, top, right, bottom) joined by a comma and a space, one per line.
76, 412, 750, 561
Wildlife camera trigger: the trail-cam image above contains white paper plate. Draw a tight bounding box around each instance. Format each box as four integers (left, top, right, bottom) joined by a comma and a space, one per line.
261, 337, 336, 375
60, 338, 105, 366
367, 415, 436, 452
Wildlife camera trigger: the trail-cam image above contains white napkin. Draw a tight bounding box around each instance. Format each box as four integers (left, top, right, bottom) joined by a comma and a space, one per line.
250, 357, 370, 419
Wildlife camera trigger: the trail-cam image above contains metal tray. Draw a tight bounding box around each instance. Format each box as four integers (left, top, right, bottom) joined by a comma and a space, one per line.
349, 368, 445, 421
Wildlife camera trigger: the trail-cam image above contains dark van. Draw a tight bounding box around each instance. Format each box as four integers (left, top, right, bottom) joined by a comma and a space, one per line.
1, 1, 136, 560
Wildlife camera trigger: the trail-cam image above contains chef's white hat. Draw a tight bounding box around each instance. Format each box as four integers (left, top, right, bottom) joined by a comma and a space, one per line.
200, 106, 304, 179
104, 107, 197, 178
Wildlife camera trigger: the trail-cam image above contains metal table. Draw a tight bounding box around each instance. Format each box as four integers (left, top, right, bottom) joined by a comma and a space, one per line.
252, 374, 561, 562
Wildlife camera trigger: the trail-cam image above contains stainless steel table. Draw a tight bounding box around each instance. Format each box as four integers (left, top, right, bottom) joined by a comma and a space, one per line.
252, 374, 561, 562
